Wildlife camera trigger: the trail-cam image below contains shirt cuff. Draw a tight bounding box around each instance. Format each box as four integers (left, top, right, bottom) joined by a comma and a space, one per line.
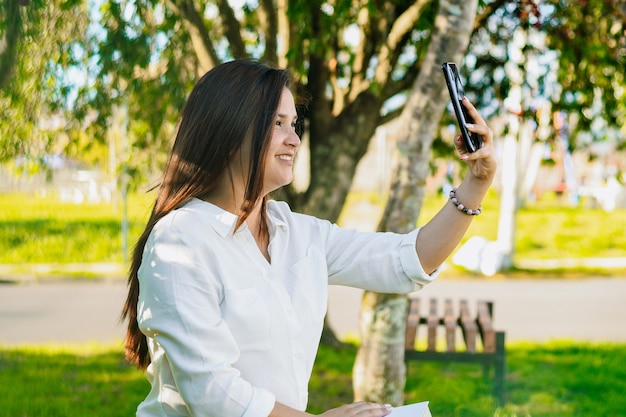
399, 228, 440, 287
242, 387, 276, 417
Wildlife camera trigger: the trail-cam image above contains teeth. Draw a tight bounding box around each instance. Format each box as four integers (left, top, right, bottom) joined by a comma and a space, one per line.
277, 155, 293, 161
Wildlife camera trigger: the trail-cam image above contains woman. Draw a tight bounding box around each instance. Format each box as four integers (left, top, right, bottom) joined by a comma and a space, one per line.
122, 59, 497, 417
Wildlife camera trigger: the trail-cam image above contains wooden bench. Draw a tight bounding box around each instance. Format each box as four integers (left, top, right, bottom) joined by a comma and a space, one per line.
404, 297, 506, 405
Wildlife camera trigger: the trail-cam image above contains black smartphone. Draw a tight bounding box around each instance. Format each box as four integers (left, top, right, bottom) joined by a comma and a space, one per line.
441, 62, 482, 153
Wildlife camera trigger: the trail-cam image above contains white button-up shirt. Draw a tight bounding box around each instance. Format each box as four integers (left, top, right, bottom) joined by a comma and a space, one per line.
136, 198, 438, 417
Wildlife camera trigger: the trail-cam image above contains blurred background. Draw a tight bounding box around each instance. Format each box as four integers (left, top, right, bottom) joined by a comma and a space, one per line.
1, 1, 625, 416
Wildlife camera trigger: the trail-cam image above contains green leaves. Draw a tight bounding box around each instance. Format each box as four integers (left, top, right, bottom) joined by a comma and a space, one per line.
0, 0, 90, 161
3, 0, 624, 195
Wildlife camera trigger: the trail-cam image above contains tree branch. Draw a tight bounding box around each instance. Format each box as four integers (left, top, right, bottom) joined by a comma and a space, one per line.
373, 0, 429, 87
306, 5, 332, 127
377, 106, 403, 125
215, 0, 247, 59
258, 0, 278, 64
167, 0, 219, 73
473, 0, 508, 32
276, 0, 289, 68
348, 3, 374, 103
329, 57, 346, 116
381, 27, 423, 96
133, 60, 169, 81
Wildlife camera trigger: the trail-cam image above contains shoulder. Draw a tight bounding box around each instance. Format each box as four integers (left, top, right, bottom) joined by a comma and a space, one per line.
152, 198, 227, 244
154, 200, 201, 232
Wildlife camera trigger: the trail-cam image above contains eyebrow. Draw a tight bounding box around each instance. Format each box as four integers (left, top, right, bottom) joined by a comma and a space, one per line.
277, 113, 298, 120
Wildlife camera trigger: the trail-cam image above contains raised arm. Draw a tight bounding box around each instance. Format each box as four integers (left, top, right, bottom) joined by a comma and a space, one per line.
416, 97, 498, 274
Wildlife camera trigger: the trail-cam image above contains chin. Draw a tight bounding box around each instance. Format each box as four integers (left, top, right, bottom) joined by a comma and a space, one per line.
276, 179, 293, 189
266, 180, 293, 194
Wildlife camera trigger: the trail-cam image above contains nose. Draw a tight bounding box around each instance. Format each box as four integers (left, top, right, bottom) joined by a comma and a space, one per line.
287, 128, 301, 148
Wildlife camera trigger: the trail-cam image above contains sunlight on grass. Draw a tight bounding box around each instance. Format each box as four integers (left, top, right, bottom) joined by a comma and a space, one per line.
1, 190, 626, 277
340, 189, 626, 270
0, 342, 148, 417
312, 341, 626, 417
0, 192, 155, 265
0, 341, 624, 417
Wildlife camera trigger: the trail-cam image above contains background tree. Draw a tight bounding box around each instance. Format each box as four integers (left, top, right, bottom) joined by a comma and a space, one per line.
0, 0, 24, 89
543, 0, 626, 140
0, 0, 89, 165
352, 0, 478, 405
463, 0, 626, 271
67, 0, 623, 274
79, 0, 449, 214
354, 0, 626, 405
6, 0, 623, 255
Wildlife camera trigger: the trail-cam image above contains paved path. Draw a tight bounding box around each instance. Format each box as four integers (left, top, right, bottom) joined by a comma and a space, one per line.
1, 277, 625, 345
0, 279, 127, 345
327, 277, 626, 343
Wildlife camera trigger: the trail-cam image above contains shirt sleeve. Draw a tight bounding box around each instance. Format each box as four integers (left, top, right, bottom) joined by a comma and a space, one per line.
137, 217, 276, 417
322, 224, 440, 293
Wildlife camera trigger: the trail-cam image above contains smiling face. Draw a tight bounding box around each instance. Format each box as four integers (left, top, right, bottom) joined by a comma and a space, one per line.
262, 87, 301, 194
197, 83, 300, 214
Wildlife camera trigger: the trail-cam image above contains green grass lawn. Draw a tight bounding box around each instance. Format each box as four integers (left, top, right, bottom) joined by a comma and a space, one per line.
1, 190, 626, 277
0, 341, 624, 417
0, 192, 155, 266
341, 189, 626, 277
1, 191, 624, 416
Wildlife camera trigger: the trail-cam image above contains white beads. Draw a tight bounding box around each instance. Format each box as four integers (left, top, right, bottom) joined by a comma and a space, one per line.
449, 188, 482, 216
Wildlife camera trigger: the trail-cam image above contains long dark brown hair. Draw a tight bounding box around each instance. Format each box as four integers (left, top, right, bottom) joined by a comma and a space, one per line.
122, 59, 292, 368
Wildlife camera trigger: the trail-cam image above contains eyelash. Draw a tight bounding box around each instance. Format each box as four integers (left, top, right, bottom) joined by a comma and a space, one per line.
275, 120, 297, 129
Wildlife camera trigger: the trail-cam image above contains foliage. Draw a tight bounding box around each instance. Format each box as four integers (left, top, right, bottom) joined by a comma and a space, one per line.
0, 341, 624, 416
0, 0, 90, 161
542, 0, 626, 140
74, 0, 470, 231
465, 0, 626, 147
3, 0, 624, 220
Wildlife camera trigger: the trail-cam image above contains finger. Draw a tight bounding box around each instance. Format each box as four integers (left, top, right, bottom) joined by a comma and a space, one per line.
453, 135, 472, 160
347, 401, 368, 409
348, 402, 393, 416
453, 134, 464, 151
466, 122, 493, 144
462, 96, 486, 126
359, 403, 393, 416
461, 140, 496, 166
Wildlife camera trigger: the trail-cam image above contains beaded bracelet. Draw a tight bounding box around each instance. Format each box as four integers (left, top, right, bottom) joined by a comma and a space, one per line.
449, 188, 482, 216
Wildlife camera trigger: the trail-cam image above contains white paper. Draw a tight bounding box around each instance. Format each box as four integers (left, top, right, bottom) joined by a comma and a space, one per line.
388, 401, 431, 417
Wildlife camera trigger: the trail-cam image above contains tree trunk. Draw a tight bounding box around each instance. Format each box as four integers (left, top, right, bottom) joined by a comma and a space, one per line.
0, 0, 23, 89
353, 0, 478, 406
497, 26, 528, 271
294, 93, 385, 222
353, 292, 408, 405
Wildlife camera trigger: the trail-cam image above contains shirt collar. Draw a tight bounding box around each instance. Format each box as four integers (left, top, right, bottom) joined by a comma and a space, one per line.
266, 200, 288, 231
186, 198, 287, 237
186, 198, 238, 238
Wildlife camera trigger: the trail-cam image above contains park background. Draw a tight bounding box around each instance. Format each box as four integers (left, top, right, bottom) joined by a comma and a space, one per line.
1, 0, 626, 416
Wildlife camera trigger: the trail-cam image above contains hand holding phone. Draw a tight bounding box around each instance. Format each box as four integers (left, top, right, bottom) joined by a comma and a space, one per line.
441, 62, 482, 153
